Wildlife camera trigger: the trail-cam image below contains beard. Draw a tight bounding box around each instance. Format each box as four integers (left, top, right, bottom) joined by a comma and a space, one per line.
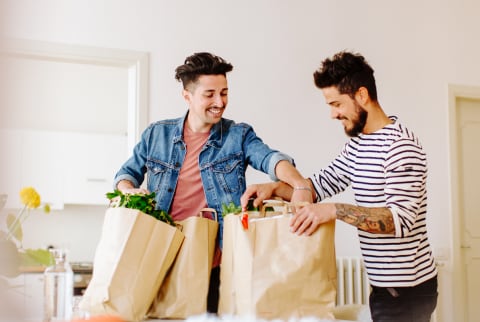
343, 101, 368, 137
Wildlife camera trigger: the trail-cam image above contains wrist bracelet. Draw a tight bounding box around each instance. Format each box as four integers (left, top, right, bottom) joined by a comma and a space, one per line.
293, 186, 312, 192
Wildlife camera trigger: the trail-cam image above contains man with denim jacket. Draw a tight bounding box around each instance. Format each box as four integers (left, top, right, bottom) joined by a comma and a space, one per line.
113, 52, 311, 313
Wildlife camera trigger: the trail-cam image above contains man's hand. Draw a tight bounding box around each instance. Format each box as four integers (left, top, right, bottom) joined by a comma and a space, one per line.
240, 180, 315, 211
120, 187, 150, 195
290, 203, 336, 236
240, 182, 278, 210
116, 180, 149, 195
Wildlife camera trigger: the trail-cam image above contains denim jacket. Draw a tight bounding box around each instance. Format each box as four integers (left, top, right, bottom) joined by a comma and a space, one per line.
114, 113, 294, 240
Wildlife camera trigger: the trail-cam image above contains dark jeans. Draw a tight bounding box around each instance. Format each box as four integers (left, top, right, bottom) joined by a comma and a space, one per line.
369, 276, 438, 322
207, 266, 220, 314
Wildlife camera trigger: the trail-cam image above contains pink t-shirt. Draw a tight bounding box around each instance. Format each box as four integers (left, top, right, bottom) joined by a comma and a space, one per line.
169, 124, 221, 266
170, 125, 209, 221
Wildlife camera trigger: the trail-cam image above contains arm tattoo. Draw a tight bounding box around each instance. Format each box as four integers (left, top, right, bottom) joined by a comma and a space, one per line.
335, 203, 395, 234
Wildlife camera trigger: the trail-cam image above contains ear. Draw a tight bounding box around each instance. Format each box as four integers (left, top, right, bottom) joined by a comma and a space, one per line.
182, 89, 191, 104
355, 87, 370, 105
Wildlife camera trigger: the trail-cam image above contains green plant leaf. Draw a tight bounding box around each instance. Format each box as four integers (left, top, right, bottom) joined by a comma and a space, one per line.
221, 202, 241, 217
106, 190, 175, 226
106, 191, 120, 200
19, 248, 54, 267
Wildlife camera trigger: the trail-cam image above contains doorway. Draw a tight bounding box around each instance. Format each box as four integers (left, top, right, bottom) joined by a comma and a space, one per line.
449, 85, 480, 322
0, 39, 149, 208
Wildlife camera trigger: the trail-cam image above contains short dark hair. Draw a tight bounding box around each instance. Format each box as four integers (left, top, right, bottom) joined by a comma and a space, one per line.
175, 52, 233, 90
313, 51, 378, 101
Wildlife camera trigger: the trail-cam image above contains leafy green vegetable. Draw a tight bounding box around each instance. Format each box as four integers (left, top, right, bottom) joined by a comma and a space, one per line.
221, 199, 273, 218
106, 190, 175, 226
221, 202, 241, 217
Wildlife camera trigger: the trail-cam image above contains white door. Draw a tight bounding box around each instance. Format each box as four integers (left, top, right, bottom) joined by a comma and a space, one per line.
456, 96, 480, 322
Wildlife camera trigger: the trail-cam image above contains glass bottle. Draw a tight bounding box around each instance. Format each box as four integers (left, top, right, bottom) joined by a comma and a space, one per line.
43, 248, 74, 322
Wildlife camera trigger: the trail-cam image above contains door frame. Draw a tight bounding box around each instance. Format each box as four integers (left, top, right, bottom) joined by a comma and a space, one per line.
448, 84, 480, 320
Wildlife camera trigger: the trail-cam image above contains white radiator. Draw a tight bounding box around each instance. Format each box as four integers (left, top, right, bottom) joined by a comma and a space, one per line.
336, 256, 370, 306
335, 257, 439, 322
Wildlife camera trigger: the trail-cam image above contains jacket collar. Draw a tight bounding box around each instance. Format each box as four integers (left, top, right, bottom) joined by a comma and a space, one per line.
173, 111, 223, 149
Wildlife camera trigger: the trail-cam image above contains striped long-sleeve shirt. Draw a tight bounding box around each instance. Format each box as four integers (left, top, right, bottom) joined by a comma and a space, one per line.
310, 116, 437, 287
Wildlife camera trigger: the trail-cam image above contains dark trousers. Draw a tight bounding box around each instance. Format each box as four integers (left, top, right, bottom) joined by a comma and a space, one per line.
207, 266, 220, 314
369, 275, 438, 322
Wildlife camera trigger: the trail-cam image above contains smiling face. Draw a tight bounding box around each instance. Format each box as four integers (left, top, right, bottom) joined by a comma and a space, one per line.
183, 74, 228, 133
322, 86, 368, 137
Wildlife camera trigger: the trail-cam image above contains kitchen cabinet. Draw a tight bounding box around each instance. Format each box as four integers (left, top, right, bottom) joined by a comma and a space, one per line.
7, 273, 45, 320
0, 129, 64, 209
0, 129, 25, 208
21, 131, 65, 208
62, 132, 128, 205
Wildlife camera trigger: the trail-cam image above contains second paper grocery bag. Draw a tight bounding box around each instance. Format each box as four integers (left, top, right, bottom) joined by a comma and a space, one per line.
148, 208, 219, 318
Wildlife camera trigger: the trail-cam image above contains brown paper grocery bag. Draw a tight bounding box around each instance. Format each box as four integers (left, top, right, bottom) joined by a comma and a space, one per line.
148, 208, 219, 319
219, 201, 337, 320
79, 207, 184, 322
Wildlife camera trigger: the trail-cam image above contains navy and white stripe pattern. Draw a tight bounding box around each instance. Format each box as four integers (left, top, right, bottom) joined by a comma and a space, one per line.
310, 116, 437, 287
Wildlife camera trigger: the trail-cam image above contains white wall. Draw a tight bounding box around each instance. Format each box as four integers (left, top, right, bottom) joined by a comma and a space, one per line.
2, 1, 480, 321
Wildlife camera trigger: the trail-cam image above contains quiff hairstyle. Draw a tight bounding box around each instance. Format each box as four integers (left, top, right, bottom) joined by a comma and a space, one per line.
175, 52, 233, 91
313, 51, 378, 102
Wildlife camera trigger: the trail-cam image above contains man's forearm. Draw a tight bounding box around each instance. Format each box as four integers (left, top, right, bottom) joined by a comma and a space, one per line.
270, 181, 294, 201
274, 160, 316, 199
334, 203, 395, 235
274, 160, 308, 185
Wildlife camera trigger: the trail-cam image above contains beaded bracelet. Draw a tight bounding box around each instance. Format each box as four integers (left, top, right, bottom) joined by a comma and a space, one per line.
293, 186, 312, 192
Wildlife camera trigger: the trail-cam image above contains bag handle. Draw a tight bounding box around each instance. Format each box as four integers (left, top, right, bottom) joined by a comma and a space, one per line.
198, 207, 218, 222
286, 201, 310, 213
260, 200, 289, 217
259, 200, 312, 217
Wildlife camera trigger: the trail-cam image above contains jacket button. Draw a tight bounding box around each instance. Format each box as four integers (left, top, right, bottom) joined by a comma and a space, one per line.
168, 188, 173, 192
175, 162, 180, 167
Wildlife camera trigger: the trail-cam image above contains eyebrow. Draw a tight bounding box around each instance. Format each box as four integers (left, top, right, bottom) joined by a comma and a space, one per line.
326, 99, 340, 106
203, 88, 228, 93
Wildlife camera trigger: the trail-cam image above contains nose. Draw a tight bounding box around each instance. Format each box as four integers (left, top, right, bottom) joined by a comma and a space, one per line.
212, 94, 228, 107
330, 107, 339, 119
213, 94, 225, 107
